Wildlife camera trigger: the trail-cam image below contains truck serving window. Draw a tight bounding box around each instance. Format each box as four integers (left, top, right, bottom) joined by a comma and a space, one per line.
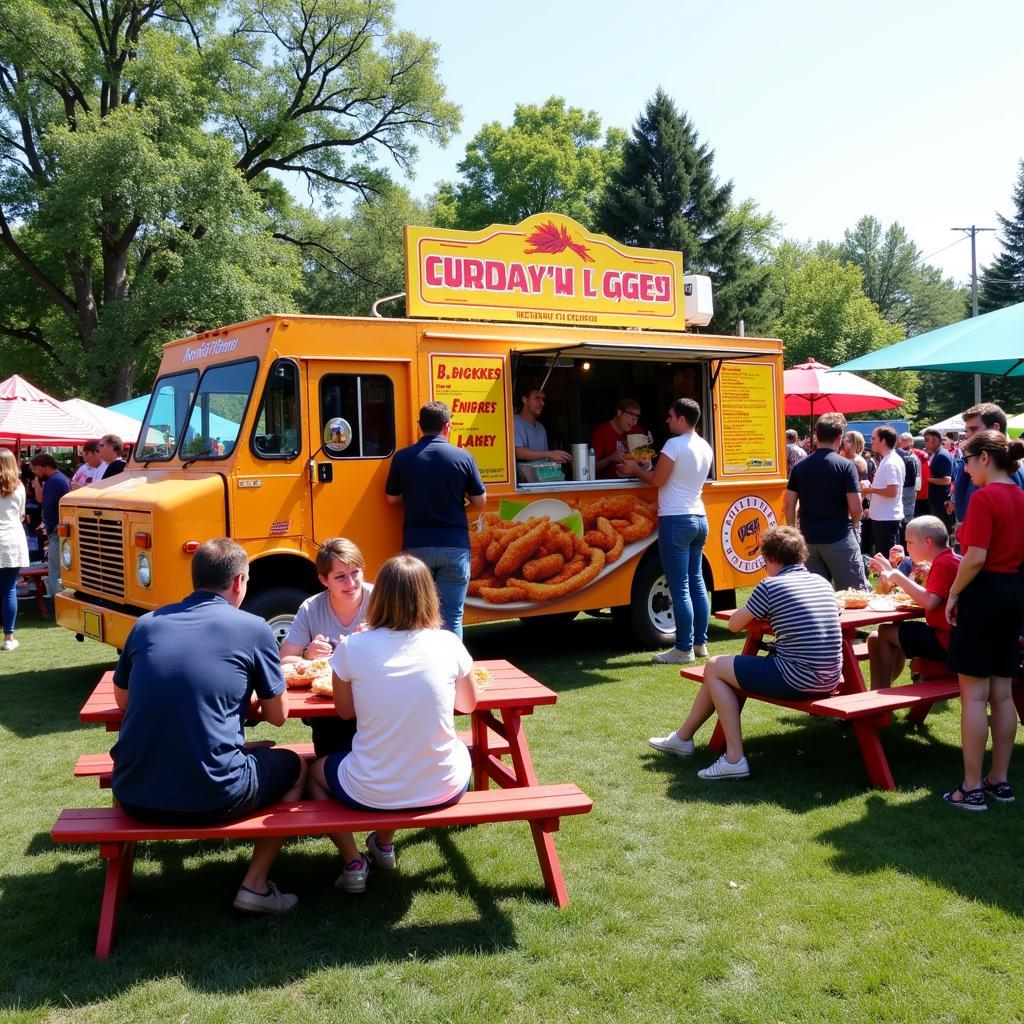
179, 359, 257, 460
251, 359, 301, 459
134, 370, 199, 462
320, 374, 395, 459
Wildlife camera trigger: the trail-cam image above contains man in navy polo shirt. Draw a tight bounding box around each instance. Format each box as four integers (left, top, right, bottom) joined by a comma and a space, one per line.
111, 538, 307, 915
386, 401, 487, 637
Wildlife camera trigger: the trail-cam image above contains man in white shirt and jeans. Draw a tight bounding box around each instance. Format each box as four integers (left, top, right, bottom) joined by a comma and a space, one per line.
862, 426, 905, 555
623, 397, 713, 664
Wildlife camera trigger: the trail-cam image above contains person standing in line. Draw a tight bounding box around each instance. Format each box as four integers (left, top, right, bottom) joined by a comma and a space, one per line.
0, 449, 30, 652
922, 429, 954, 532
70, 441, 103, 489
785, 413, 867, 590
623, 398, 713, 665
909, 436, 930, 516
385, 401, 486, 638
895, 432, 919, 542
29, 453, 70, 609
860, 426, 904, 555
950, 403, 1024, 527
785, 429, 806, 477
942, 431, 1024, 810
98, 434, 126, 479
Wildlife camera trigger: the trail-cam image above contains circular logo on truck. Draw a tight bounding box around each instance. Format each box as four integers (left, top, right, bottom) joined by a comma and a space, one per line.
721, 496, 777, 574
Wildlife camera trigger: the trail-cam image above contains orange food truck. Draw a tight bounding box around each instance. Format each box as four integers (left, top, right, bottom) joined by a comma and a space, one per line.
55, 214, 785, 650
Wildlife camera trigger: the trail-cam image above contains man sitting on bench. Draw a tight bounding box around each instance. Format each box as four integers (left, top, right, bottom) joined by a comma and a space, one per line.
110, 538, 307, 914
866, 515, 959, 689
649, 526, 843, 780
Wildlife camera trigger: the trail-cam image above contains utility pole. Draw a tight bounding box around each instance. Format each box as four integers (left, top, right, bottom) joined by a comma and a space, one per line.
952, 224, 995, 403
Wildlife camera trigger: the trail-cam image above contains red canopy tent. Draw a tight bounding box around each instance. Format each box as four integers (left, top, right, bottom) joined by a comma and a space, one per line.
783, 358, 904, 423
0, 375, 97, 450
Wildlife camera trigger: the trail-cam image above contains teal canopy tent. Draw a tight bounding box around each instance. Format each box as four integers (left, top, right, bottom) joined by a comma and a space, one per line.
834, 301, 1024, 377
108, 394, 239, 441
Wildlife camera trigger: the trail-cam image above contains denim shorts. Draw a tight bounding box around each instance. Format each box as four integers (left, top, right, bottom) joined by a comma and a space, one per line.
732, 655, 836, 700
323, 752, 469, 813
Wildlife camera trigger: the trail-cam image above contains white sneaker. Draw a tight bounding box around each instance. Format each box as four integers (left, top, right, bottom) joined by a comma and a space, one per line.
1, 639, 17, 652
366, 831, 397, 871
693, 645, 709, 658
335, 854, 369, 893
648, 733, 695, 757
652, 647, 695, 665
697, 754, 751, 780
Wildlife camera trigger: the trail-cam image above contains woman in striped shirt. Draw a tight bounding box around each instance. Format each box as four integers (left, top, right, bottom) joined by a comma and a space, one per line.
649, 525, 843, 779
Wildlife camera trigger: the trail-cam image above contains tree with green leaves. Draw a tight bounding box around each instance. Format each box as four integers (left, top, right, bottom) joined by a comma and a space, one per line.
436, 96, 622, 231
595, 88, 768, 335
0, 0, 459, 401
979, 160, 1024, 313
771, 256, 918, 420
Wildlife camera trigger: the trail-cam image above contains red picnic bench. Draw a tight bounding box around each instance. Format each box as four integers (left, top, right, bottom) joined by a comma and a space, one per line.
17, 565, 47, 617
59, 660, 593, 958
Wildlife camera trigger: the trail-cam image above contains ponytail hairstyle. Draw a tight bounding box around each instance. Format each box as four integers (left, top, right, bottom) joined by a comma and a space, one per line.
961, 429, 1024, 474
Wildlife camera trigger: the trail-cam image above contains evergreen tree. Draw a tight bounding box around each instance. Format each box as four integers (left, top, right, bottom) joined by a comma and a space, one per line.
979, 160, 1024, 313
596, 89, 767, 334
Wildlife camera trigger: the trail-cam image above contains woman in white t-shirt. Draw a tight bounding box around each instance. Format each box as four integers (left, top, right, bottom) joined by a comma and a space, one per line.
622, 398, 713, 665
307, 554, 478, 894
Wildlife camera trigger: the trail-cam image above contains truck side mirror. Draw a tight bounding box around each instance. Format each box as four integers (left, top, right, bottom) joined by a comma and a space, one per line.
323, 417, 352, 454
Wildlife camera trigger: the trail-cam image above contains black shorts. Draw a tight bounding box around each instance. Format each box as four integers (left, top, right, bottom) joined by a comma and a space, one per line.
119, 747, 303, 826
947, 571, 1024, 679
871, 520, 901, 556
896, 620, 949, 663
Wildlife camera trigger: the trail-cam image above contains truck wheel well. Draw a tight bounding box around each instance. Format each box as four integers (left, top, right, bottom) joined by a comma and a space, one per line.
247, 553, 319, 597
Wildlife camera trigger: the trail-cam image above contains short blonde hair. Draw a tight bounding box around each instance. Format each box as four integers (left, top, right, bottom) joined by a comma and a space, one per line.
315, 537, 366, 578
904, 516, 949, 548
843, 430, 865, 455
365, 554, 441, 631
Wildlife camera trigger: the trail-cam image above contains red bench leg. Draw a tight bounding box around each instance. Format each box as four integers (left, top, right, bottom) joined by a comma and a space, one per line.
851, 717, 896, 790
530, 818, 569, 908
907, 700, 937, 726
95, 841, 133, 959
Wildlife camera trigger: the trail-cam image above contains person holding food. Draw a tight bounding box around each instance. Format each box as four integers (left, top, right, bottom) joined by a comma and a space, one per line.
280, 537, 372, 757
941, 430, 1024, 811
649, 526, 842, 779
621, 397, 712, 665
591, 398, 649, 478
865, 516, 959, 690
110, 539, 307, 914
306, 554, 479, 894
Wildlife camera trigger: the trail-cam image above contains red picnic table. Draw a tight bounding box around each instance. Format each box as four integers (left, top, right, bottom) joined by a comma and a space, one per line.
78, 658, 576, 905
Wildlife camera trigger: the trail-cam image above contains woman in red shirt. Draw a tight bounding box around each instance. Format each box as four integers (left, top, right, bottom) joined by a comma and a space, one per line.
944, 430, 1024, 810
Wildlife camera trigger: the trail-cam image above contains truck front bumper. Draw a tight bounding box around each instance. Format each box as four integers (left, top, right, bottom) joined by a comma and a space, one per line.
56, 593, 138, 651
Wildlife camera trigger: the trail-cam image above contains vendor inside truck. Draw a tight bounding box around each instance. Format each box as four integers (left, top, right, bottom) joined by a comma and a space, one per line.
513, 383, 571, 482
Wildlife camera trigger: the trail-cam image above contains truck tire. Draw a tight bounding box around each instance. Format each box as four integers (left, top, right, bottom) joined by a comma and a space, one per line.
616, 552, 714, 649
242, 586, 311, 646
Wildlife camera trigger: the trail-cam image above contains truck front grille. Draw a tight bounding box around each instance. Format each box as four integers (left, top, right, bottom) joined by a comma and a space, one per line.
78, 516, 126, 599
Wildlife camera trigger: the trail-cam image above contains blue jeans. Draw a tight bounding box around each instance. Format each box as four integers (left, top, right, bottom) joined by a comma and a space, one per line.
405, 546, 471, 638
0, 567, 18, 635
658, 514, 710, 652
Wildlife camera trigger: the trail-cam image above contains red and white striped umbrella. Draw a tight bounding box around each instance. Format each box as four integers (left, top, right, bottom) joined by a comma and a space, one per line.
0, 375, 98, 446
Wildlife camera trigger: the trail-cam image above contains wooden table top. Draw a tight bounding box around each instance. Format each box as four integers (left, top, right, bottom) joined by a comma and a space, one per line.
80, 659, 557, 727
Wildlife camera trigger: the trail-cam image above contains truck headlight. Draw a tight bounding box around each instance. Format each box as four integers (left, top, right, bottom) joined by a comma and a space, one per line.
136, 553, 152, 588
60, 539, 73, 569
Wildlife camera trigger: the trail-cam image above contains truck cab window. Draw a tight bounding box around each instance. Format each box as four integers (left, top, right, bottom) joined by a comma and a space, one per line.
134, 370, 199, 462
180, 359, 257, 460
251, 360, 301, 459
320, 374, 395, 459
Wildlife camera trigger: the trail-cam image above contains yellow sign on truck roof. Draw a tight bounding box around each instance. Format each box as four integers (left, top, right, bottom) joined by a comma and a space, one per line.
405, 213, 685, 331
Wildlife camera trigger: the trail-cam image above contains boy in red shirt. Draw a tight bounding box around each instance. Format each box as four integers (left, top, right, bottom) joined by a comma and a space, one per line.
866, 516, 959, 688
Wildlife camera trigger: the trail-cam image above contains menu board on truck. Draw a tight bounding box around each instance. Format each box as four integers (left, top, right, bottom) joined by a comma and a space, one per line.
715, 362, 780, 476
430, 354, 510, 484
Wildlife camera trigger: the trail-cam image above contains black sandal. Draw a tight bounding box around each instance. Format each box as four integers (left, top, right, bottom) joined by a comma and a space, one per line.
981, 777, 1015, 803
942, 785, 987, 811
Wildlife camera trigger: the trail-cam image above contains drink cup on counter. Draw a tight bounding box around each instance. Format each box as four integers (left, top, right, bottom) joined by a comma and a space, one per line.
571, 443, 591, 481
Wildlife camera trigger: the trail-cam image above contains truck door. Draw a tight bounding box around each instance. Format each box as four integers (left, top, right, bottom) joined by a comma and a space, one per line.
307, 360, 411, 555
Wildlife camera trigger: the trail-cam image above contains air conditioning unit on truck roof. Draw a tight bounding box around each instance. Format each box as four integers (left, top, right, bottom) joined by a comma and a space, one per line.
684, 274, 713, 327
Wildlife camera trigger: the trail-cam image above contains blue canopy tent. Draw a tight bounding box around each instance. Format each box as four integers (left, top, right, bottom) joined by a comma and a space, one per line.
108, 394, 240, 443
834, 301, 1024, 377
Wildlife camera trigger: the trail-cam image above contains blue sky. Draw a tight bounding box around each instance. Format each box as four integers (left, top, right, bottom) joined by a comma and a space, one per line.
393, 0, 1024, 285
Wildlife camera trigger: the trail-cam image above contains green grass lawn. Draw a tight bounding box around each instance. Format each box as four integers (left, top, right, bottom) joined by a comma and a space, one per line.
1, 606, 1022, 1023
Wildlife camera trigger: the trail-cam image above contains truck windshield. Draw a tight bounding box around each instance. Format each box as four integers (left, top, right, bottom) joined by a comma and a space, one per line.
134, 370, 200, 462
178, 359, 257, 460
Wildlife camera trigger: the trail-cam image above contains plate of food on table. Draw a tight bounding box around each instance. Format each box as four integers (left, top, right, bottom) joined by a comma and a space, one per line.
282, 658, 334, 696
